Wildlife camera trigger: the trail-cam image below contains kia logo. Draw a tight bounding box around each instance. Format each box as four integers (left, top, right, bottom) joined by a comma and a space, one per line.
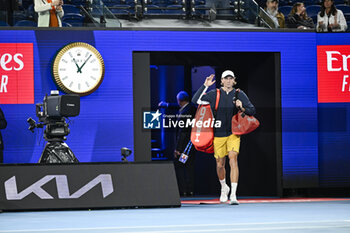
4, 174, 114, 200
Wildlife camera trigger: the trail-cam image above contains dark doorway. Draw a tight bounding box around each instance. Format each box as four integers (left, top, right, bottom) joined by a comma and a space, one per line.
133, 51, 282, 196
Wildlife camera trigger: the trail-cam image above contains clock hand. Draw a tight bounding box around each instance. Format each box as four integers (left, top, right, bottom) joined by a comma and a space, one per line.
78, 54, 92, 73
72, 58, 81, 73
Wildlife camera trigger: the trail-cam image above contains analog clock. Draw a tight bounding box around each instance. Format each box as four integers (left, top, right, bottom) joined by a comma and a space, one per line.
52, 42, 105, 96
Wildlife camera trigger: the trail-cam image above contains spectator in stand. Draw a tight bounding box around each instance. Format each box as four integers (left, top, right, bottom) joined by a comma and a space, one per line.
34, 0, 64, 27
316, 0, 347, 32
265, 0, 285, 28
286, 2, 315, 29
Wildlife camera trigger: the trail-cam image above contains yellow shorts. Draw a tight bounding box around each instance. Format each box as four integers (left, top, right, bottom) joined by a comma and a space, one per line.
213, 134, 241, 159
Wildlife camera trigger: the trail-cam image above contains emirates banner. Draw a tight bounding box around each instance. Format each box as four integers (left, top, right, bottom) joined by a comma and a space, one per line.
318, 45, 350, 103
0, 43, 34, 104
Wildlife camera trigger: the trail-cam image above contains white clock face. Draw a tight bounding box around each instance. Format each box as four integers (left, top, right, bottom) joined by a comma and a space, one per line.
53, 43, 104, 96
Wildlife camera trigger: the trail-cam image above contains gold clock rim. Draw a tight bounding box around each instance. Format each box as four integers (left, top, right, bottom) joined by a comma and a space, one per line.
52, 42, 105, 96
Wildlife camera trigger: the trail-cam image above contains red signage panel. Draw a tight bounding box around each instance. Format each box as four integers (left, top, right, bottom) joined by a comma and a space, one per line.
318, 45, 350, 103
0, 43, 34, 104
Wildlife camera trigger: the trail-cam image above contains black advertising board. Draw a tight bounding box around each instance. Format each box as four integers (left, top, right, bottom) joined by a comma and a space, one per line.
0, 162, 180, 211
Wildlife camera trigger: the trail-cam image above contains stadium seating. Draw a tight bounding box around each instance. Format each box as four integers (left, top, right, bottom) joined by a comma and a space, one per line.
0, 20, 9, 26
14, 20, 37, 27
143, 0, 185, 17
102, 0, 116, 7
306, 5, 321, 18
336, 4, 350, 14
344, 12, 350, 21
164, 4, 185, 15
310, 14, 317, 24
278, 0, 291, 7
344, 12, 350, 30
13, 11, 29, 25
62, 13, 85, 27
333, 0, 346, 5
62, 22, 73, 27
303, 0, 321, 6
71, 0, 87, 6
279, 6, 292, 16
107, 0, 145, 19
62, 4, 81, 14
7, 0, 349, 27
25, 4, 35, 20
190, 0, 235, 20
21, 0, 33, 10
144, 4, 163, 14
109, 1, 135, 14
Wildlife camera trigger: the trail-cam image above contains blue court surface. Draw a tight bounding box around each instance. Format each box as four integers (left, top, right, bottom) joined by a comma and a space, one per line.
0, 198, 350, 233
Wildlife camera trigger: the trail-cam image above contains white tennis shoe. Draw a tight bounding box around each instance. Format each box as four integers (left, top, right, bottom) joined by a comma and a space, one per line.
219, 185, 230, 203
229, 196, 239, 205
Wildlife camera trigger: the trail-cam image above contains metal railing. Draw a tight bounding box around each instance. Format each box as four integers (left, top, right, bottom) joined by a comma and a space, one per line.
91, 0, 122, 27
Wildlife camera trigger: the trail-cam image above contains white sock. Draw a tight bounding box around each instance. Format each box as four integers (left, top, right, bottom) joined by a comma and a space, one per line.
231, 183, 238, 198
220, 179, 227, 189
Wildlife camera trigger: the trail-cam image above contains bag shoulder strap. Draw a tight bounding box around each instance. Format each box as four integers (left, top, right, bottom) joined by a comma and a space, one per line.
235, 88, 245, 115
235, 88, 240, 100
215, 88, 220, 111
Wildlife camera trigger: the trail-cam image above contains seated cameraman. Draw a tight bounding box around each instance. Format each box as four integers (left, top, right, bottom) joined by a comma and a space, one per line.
0, 107, 7, 163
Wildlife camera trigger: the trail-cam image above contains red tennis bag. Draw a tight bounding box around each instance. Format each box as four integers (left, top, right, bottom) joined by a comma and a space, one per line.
231, 111, 260, 135
191, 89, 220, 153
231, 89, 260, 135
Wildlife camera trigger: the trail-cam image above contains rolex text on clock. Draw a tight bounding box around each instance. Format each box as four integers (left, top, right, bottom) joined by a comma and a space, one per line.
52, 42, 105, 96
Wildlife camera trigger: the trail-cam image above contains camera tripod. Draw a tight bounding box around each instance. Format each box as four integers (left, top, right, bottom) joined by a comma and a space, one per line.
37, 122, 79, 164
38, 139, 79, 163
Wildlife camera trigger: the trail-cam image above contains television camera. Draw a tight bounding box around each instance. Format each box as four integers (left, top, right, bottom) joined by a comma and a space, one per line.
27, 90, 80, 163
